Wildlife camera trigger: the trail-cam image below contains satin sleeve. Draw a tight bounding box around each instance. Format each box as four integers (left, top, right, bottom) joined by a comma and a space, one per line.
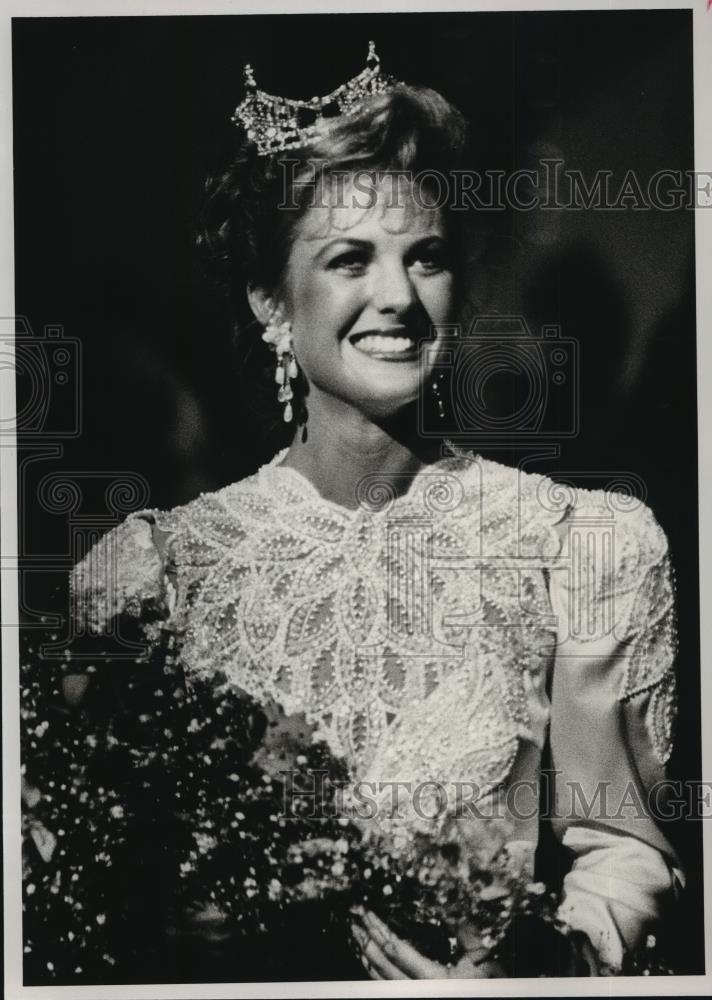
546, 494, 683, 973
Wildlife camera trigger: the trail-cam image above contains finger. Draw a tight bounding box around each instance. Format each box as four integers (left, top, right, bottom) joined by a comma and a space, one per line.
358, 951, 385, 980
351, 922, 409, 980
360, 910, 442, 979
448, 954, 502, 979
361, 937, 410, 980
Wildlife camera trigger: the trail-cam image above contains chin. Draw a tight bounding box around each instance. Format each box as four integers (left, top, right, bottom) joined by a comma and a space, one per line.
351, 385, 423, 423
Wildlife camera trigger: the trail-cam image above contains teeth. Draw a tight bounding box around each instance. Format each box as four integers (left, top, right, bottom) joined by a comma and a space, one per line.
352, 335, 415, 355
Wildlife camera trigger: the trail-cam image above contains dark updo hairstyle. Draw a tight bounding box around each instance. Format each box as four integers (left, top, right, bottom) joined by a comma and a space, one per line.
196, 84, 469, 446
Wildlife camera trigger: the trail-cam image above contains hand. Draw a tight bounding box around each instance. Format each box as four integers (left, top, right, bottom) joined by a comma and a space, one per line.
349, 908, 505, 980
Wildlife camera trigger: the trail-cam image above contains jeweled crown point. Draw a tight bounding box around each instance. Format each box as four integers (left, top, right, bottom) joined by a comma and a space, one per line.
232, 41, 400, 157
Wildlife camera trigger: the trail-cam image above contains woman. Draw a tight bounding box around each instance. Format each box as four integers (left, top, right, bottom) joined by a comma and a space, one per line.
32, 43, 681, 981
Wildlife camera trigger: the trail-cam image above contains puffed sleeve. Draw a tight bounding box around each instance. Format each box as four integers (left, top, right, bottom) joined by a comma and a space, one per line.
59, 510, 176, 706
546, 492, 684, 973
69, 510, 175, 635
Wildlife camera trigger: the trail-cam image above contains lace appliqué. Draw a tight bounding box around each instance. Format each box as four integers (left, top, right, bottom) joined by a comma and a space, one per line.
139, 454, 561, 790
553, 490, 678, 765
71, 456, 679, 790
623, 548, 678, 765
353, 660, 521, 841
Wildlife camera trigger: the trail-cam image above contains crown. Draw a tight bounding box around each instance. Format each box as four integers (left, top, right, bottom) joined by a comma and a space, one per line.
231, 41, 399, 156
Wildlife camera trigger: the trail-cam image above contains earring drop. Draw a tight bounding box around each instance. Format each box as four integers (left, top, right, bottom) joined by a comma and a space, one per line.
431, 373, 446, 420
262, 311, 298, 423
275, 347, 298, 423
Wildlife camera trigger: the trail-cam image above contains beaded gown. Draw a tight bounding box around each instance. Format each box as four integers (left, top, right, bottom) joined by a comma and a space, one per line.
68, 448, 682, 976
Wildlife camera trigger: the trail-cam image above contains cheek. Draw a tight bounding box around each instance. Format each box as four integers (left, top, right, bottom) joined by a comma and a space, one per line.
292, 273, 364, 346
421, 275, 456, 322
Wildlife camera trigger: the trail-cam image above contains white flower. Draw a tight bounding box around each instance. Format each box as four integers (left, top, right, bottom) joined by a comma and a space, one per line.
194, 832, 217, 855
525, 881, 546, 895
392, 831, 410, 852
479, 883, 509, 902
96, 913, 106, 925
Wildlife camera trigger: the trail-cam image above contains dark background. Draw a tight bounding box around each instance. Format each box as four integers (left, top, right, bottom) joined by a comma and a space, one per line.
13, 9, 702, 976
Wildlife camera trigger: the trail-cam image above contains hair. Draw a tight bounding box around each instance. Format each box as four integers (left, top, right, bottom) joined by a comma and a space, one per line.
195, 84, 469, 444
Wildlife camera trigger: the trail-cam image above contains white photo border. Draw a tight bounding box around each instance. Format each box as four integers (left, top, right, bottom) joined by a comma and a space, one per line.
1, 1, 709, 997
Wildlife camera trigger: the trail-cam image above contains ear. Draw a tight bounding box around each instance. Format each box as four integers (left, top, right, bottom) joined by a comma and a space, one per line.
246, 283, 286, 327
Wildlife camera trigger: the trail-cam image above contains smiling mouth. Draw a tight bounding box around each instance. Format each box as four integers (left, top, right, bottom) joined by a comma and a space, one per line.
348, 329, 420, 360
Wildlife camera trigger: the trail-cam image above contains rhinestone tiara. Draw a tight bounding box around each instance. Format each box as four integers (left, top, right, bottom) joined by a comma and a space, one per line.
231, 41, 399, 156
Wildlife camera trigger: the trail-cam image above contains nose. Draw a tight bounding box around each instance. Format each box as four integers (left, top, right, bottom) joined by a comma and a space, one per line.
369, 259, 417, 318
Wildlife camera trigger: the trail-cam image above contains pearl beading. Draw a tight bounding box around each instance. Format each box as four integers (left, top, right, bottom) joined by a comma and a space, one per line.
70, 453, 679, 789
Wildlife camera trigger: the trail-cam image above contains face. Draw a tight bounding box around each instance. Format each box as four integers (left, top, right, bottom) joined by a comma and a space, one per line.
278, 175, 457, 420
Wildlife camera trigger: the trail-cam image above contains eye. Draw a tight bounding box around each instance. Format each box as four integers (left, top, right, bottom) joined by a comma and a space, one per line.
328, 250, 368, 274
407, 241, 450, 275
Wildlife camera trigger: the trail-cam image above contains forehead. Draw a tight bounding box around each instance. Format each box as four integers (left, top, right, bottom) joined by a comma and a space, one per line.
293, 173, 446, 244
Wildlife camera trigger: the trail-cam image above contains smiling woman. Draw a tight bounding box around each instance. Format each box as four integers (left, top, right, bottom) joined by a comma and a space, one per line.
249, 178, 456, 448
196, 69, 467, 476
21, 39, 686, 984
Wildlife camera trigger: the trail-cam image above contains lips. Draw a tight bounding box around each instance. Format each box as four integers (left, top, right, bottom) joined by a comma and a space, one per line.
348, 328, 419, 360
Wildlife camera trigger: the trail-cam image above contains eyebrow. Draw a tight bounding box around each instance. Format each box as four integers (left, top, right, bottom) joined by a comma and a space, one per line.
313, 234, 447, 261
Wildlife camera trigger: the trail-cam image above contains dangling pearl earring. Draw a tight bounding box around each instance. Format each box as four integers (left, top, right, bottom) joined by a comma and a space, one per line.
431, 372, 446, 420
262, 311, 298, 423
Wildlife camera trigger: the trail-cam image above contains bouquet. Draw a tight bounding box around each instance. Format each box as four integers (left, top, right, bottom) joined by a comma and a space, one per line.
21, 625, 674, 982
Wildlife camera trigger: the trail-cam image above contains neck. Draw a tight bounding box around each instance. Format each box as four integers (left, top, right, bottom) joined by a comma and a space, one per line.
279, 388, 442, 509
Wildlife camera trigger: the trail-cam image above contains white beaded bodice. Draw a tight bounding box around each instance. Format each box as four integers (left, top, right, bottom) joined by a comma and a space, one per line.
72, 451, 677, 788
161, 454, 566, 779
